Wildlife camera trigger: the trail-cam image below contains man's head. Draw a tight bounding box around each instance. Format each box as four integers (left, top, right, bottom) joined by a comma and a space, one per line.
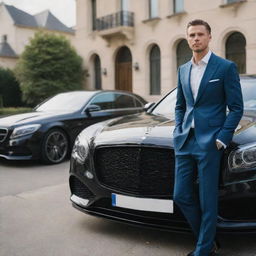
186, 19, 212, 54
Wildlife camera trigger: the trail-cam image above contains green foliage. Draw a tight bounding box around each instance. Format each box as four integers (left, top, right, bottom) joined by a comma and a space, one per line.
0, 107, 32, 116
15, 32, 84, 106
0, 67, 23, 107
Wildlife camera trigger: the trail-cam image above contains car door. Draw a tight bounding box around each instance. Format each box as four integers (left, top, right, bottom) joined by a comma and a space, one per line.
84, 92, 118, 125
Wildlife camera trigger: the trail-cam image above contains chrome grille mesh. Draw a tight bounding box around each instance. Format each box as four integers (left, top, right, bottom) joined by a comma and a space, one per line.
95, 146, 175, 196
0, 128, 8, 143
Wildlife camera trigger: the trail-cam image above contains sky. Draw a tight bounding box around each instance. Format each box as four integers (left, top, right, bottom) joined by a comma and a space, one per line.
3, 0, 76, 27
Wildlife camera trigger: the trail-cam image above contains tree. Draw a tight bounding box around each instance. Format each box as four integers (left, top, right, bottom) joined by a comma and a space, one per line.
15, 32, 84, 106
0, 67, 22, 107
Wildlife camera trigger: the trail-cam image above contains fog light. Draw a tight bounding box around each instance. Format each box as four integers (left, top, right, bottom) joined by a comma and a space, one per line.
70, 195, 89, 207
85, 171, 94, 179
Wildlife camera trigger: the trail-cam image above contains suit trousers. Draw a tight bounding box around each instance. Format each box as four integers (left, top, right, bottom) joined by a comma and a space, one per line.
173, 129, 223, 256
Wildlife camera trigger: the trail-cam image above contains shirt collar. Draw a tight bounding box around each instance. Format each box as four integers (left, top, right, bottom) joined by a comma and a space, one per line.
191, 50, 212, 66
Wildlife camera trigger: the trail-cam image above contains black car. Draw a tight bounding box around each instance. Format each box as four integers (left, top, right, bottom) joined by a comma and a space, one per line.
0, 90, 147, 164
69, 75, 256, 233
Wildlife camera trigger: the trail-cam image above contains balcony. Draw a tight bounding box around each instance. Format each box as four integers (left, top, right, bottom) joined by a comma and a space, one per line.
96, 11, 134, 43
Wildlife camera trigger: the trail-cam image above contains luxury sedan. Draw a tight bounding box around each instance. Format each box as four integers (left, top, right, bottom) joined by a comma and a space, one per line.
69, 75, 256, 233
0, 90, 147, 164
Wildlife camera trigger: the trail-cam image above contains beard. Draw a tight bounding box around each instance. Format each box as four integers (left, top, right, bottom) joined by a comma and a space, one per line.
192, 45, 208, 53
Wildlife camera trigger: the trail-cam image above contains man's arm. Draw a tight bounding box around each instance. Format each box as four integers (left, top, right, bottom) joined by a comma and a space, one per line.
216, 62, 244, 146
175, 67, 186, 128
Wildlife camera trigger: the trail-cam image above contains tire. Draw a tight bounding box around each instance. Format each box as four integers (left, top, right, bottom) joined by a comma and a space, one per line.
41, 128, 69, 164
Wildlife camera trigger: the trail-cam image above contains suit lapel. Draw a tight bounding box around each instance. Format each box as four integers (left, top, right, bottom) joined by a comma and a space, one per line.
183, 62, 194, 104
195, 53, 218, 104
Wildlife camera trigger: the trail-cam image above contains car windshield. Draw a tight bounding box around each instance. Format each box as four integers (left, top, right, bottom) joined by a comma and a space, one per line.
241, 78, 256, 110
36, 92, 95, 112
151, 77, 256, 119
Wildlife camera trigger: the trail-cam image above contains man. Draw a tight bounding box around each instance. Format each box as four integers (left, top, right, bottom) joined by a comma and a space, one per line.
173, 19, 243, 256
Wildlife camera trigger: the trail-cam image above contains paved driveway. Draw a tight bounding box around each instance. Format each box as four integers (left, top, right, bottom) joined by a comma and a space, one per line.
0, 159, 255, 256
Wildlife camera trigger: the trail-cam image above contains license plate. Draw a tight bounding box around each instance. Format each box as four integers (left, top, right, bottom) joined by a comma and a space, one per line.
112, 193, 173, 213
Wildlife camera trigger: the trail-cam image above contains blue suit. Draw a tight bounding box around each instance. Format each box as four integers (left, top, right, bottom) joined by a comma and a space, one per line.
173, 53, 243, 256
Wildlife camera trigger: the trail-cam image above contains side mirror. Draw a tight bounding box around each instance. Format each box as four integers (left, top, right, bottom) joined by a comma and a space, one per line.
86, 104, 101, 113
144, 102, 155, 111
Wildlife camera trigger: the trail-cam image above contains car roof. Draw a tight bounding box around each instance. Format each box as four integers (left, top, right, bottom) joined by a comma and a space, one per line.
56, 90, 147, 103
58, 90, 141, 96
240, 74, 256, 79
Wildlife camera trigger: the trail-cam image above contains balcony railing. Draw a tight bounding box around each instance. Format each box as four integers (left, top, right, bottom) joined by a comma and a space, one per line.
96, 11, 134, 31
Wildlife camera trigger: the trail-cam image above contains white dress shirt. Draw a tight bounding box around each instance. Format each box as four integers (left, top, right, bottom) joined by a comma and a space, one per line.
190, 50, 226, 148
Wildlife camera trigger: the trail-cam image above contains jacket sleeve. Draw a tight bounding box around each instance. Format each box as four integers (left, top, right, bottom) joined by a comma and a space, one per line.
175, 67, 186, 128
217, 62, 244, 146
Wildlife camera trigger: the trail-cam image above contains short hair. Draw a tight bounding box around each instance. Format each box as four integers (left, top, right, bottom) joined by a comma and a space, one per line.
186, 19, 211, 34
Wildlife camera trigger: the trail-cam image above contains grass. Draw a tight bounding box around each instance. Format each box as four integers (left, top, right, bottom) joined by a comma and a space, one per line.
0, 107, 32, 117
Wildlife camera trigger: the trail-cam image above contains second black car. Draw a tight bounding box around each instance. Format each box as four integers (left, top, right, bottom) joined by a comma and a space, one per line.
0, 90, 147, 164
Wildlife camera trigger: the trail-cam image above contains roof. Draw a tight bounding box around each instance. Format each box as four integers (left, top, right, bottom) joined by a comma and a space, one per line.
0, 40, 17, 58
2, 3, 74, 34
34, 10, 74, 34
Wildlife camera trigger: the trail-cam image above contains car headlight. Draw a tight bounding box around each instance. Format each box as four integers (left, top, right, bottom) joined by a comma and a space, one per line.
71, 121, 107, 164
228, 142, 256, 173
10, 124, 41, 139
71, 135, 89, 164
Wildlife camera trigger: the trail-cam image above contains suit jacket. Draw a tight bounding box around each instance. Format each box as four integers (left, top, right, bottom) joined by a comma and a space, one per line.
173, 53, 244, 151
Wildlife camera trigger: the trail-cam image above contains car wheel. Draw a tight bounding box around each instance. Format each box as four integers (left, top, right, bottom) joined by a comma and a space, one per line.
41, 128, 69, 164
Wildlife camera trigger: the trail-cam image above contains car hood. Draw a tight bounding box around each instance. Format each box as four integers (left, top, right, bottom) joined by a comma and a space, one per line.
0, 110, 72, 127
95, 113, 175, 147
94, 111, 256, 148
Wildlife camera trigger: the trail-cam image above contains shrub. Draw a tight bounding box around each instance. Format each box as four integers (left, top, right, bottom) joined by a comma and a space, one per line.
0, 67, 22, 107
15, 32, 84, 106
0, 107, 32, 117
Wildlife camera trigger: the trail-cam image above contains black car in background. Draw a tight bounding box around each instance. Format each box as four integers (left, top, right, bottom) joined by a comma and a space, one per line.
70, 76, 256, 233
0, 90, 147, 164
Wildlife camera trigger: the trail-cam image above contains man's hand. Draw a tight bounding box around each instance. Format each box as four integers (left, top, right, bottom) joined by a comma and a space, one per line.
216, 141, 223, 150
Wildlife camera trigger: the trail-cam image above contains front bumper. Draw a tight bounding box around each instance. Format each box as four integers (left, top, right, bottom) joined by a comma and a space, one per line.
0, 132, 41, 160
71, 193, 256, 234
69, 154, 256, 234
69, 174, 256, 234
72, 200, 190, 233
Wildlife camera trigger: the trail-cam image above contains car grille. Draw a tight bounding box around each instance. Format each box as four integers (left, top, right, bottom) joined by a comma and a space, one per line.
0, 128, 8, 143
94, 146, 175, 196
69, 176, 94, 199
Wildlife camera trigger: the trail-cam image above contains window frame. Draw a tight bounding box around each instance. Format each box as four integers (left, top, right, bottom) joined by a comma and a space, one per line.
149, 45, 161, 95
91, 0, 97, 31
149, 0, 158, 19
173, 0, 184, 14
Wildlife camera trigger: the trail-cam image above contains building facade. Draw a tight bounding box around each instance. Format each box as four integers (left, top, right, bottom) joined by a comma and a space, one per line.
75, 0, 256, 101
0, 2, 75, 69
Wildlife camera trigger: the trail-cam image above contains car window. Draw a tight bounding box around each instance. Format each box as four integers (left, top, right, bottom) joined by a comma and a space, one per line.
36, 92, 95, 112
151, 89, 177, 119
241, 79, 256, 110
135, 98, 144, 108
114, 94, 136, 109
89, 93, 115, 110
150, 77, 256, 119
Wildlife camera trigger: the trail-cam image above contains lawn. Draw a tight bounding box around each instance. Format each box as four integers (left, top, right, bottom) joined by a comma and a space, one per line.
0, 107, 32, 117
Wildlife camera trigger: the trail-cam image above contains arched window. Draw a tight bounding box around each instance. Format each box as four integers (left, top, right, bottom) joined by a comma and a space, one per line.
150, 45, 161, 95
226, 32, 246, 74
176, 39, 191, 68
94, 55, 102, 89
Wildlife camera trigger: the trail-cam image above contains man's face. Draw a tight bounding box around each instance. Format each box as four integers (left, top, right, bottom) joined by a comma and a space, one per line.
186, 25, 211, 53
